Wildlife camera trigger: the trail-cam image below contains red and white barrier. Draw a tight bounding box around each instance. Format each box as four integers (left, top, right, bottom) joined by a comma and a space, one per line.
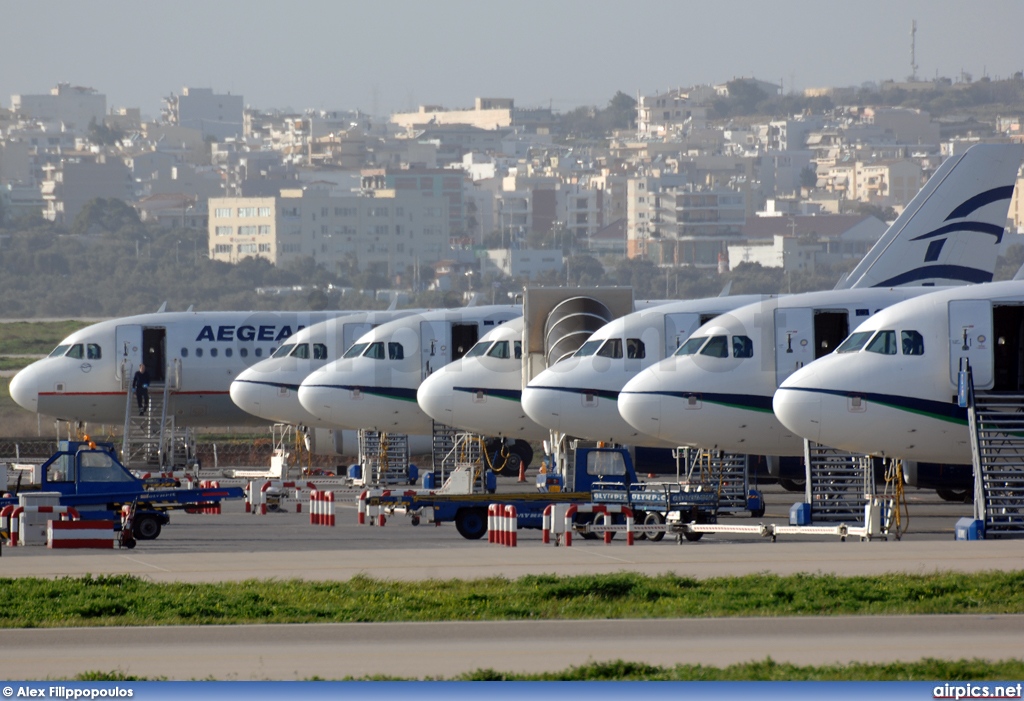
488, 503, 518, 546
247, 479, 321, 514
48, 520, 115, 549
561, 504, 634, 547
7, 506, 81, 546
310, 490, 335, 526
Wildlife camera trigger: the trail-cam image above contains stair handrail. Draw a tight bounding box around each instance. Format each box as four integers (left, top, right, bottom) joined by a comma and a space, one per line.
959, 358, 986, 522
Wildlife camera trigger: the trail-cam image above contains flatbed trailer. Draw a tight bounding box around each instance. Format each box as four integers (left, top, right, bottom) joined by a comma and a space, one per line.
364, 446, 719, 540
2, 440, 244, 540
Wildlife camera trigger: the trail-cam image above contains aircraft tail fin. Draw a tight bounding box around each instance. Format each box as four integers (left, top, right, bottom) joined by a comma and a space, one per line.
717, 280, 733, 297
840, 143, 1023, 289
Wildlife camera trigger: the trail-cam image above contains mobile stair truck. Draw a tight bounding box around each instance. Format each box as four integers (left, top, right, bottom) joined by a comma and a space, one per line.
363, 445, 719, 540
1, 440, 244, 542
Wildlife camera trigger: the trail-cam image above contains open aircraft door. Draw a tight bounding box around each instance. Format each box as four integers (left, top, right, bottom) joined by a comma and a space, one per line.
663, 313, 703, 355
420, 320, 452, 380
115, 325, 143, 385
774, 307, 815, 386
949, 300, 993, 389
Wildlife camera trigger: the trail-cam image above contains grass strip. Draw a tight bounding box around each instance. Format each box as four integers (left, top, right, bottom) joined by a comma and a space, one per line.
0, 320, 90, 355
1, 571, 1023, 628
64, 658, 1024, 681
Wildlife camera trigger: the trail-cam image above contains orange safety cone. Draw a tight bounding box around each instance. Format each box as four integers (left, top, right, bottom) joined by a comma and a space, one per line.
517, 460, 527, 483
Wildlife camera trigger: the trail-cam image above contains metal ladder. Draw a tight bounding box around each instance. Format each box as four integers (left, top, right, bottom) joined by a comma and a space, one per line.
967, 384, 1024, 536
431, 421, 459, 477
357, 430, 409, 486
120, 360, 194, 471
803, 440, 875, 522
684, 449, 750, 513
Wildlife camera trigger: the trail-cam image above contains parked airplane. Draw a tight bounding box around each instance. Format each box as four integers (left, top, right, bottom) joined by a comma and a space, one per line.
773, 279, 1024, 468
296, 305, 522, 436
11, 310, 378, 428
229, 310, 422, 428
617, 143, 1024, 459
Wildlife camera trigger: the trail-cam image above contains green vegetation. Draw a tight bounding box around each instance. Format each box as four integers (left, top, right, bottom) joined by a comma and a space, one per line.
61, 658, 1024, 681
2, 571, 1024, 628
0, 320, 91, 355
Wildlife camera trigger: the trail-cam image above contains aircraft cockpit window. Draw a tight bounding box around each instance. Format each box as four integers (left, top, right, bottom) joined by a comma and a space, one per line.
514, 341, 522, 360
487, 341, 510, 359
573, 340, 603, 358
273, 344, 295, 359
343, 343, 368, 359
313, 343, 327, 360
626, 339, 645, 359
65, 344, 84, 359
87, 344, 101, 360
291, 344, 311, 359
465, 342, 492, 358
865, 330, 898, 355
732, 336, 753, 359
901, 330, 925, 356
699, 336, 729, 358
674, 336, 707, 356
387, 342, 404, 360
836, 331, 874, 353
49, 344, 70, 358
596, 339, 623, 358
363, 342, 386, 359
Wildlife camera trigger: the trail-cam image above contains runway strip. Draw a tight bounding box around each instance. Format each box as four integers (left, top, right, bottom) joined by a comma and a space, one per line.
2, 615, 1021, 680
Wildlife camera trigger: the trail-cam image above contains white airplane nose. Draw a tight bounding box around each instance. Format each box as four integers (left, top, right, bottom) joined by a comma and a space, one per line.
521, 385, 565, 432
229, 378, 267, 417
417, 374, 454, 425
9, 365, 39, 412
617, 391, 663, 441
773, 387, 822, 443
297, 383, 337, 420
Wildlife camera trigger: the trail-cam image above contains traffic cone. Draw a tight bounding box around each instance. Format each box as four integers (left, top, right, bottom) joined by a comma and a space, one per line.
518, 460, 527, 483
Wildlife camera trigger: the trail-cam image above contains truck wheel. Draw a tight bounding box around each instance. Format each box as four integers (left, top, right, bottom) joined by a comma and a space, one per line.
644, 511, 665, 542
683, 530, 703, 542
455, 508, 487, 540
133, 515, 162, 541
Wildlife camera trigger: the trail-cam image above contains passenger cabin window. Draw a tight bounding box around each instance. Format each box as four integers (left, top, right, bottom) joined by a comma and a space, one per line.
626, 339, 645, 359
49, 344, 70, 358
364, 342, 386, 359
273, 344, 296, 359
255, 348, 263, 357
674, 336, 707, 356
596, 339, 623, 358
865, 330, 898, 355
239, 348, 248, 358
387, 342, 404, 360
181, 348, 189, 358
836, 331, 874, 353
343, 342, 369, 359
513, 341, 522, 359
487, 341, 510, 359
65, 344, 84, 359
573, 340, 603, 357
291, 344, 310, 359
465, 342, 492, 358
210, 348, 218, 357
87, 344, 101, 360
699, 335, 729, 358
901, 330, 925, 356
196, 348, 204, 358
313, 343, 327, 360
732, 336, 754, 359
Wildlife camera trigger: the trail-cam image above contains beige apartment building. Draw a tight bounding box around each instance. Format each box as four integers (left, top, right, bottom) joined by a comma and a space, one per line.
209, 185, 450, 278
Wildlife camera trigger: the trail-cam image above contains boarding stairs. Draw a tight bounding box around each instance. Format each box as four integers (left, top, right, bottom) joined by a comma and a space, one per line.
120, 360, 194, 470
356, 429, 409, 487
803, 440, 875, 522
684, 449, 750, 514
967, 386, 1024, 536
431, 421, 460, 474
437, 431, 489, 493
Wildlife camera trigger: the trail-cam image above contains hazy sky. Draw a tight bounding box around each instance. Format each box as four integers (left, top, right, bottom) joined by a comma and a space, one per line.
3, 0, 1021, 118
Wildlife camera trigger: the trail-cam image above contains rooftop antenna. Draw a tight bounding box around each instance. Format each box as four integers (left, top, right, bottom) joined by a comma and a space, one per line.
910, 20, 920, 81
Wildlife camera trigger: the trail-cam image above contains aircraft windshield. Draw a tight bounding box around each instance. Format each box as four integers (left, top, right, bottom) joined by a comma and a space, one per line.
699, 335, 729, 358
865, 330, 898, 355
465, 341, 492, 358
836, 331, 874, 353
363, 342, 386, 359
674, 336, 708, 356
49, 344, 70, 358
290, 344, 310, 359
64, 344, 84, 359
487, 341, 511, 359
272, 344, 296, 358
596, 339, 622, 358
574, 340, 603, 357
343, 343, 368, 359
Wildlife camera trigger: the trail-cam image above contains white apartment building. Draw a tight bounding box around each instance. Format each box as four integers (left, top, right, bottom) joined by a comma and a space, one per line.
208, 185, 450, 278
162, 87, 244, 141
11, 83, 106, 132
